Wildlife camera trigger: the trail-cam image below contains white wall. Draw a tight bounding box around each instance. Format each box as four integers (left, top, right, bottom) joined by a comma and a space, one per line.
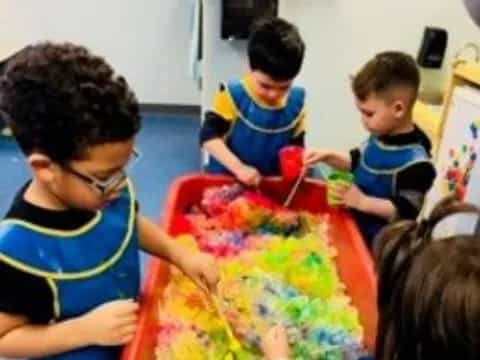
201, 0, 248, 113
2, 1, 477, 118
280, 0, 480, 150
0, 0, 199, 105
199, 0, 248, 164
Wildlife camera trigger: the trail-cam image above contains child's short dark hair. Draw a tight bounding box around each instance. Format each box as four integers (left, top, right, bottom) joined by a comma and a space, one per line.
373, 196, 480, 360
248, 17, 305, 81
0, 42, 141, 164
352, 51, 420, 105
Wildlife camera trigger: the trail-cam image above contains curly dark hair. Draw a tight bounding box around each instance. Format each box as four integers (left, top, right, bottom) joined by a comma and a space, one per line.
248, 17, 305, 81
0, 42, 141, 164
352, 51, 420, 105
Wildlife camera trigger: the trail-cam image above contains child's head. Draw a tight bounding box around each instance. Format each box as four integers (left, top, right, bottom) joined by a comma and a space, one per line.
248, 17, 305, 105
352, 51, 420, 136
374, 197, 480, 360
0, 42, 141, 211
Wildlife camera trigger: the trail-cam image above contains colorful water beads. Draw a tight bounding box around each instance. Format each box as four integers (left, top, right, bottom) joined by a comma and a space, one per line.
155, 184, 366, 360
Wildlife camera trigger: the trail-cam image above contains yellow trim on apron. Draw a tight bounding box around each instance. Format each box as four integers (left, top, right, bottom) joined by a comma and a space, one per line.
0, 179, 136, 281
224, 83, 305, 135
46, 277, 61, 319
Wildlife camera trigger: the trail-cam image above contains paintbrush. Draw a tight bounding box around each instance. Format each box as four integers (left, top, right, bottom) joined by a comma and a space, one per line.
211, 295, 242, 352
283, 169, 306, 207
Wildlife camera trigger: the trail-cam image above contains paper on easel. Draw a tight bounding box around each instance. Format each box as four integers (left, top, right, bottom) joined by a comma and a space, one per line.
425, 85, 480, 236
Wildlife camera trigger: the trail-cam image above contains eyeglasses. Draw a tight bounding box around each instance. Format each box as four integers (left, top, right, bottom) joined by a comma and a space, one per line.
63, 148, 141, 196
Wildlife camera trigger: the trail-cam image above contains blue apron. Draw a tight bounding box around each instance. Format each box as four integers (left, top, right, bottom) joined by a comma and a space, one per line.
0, 180, 140, 359
352, 137, 430, 246
206, 80, 305, 176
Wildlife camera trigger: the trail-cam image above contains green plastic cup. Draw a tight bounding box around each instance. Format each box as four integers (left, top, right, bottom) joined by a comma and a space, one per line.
326, 171, 354, 206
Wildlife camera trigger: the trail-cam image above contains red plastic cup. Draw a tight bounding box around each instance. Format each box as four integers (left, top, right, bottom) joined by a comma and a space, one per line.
279, 146, 304, 181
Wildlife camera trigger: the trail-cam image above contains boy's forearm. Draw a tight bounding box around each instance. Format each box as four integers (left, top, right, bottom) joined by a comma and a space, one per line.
137, 215, 185, 267
0, 318, 89, 358
323, 151, 352, 171
203, 138, 244, 174
356, 195, 396, 221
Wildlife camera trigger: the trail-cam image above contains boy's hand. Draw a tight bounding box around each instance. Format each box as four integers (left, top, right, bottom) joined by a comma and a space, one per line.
261, 325, 290, 359
233, 164, 261, 187
333, 183, 397, 220
179, 252, 219, 293
303, 149, 327, 166
331, 182, 366, 210
77, 299, 138, 346
342, 183, 367, 209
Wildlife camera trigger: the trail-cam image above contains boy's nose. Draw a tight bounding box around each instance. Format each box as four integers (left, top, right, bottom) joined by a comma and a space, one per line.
267, 91, 282, 102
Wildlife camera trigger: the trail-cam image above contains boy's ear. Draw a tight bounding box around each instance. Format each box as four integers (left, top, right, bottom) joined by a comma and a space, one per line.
392, 100, 406, 119
27, 153, 57, 183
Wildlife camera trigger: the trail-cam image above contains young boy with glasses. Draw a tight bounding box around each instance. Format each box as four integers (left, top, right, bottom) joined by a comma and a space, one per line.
0, 43, 218, 360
